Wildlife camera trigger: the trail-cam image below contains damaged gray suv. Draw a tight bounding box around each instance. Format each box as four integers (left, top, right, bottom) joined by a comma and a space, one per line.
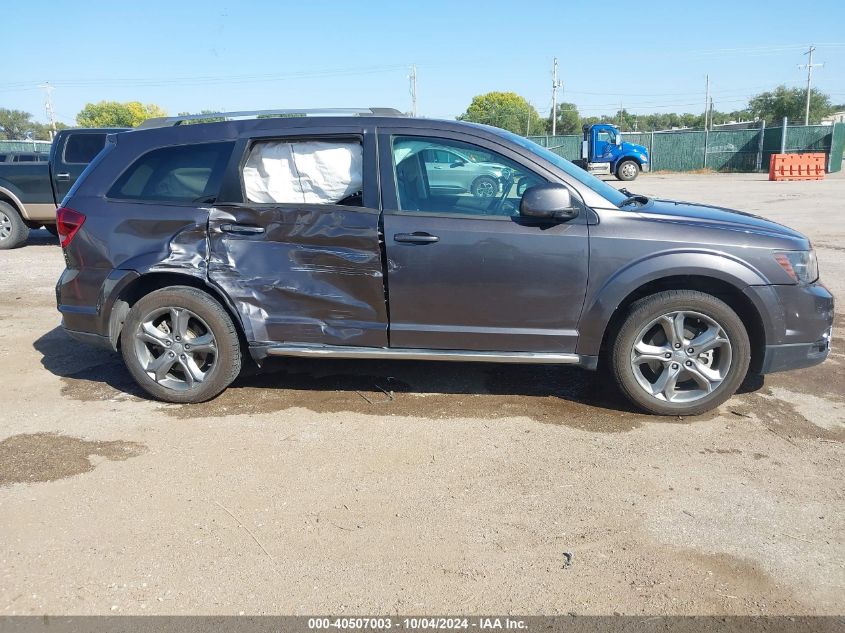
55, 109, 834, 415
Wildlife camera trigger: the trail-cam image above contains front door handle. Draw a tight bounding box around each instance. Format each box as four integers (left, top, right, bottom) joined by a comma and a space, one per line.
221, 223, 265, 235
394, 232, 439, 244
55, 173, 70, 181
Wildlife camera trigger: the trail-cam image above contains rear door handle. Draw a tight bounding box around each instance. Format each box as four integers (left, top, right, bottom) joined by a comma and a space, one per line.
221, 223, 265, 235
55, 173, 70, 181
394, 232, 439, 244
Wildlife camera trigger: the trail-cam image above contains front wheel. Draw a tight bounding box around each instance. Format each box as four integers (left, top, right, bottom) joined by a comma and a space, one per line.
471, 175, 499, 198
611, 290, 750, 416
616, 159, 639, 181
121, 286, 242, 403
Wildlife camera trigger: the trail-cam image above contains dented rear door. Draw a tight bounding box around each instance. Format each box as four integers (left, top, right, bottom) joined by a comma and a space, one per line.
207, 125, 388, 347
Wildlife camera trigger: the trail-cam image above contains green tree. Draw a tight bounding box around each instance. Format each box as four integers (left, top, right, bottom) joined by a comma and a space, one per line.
76, 101, 167, 128
748, 85, 832, 125
551, 102, 580, 135
0, 109, 36, 139
458, 92, 545, 135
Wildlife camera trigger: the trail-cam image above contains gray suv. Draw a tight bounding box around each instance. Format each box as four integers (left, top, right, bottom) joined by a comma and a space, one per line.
54, 109, 833, 415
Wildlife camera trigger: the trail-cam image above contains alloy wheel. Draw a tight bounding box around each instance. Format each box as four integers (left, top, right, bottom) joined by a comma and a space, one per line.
630, 310, 732, 403
0, 211, 11, 241
133, 306, 218, 391
474, 178, 497, 197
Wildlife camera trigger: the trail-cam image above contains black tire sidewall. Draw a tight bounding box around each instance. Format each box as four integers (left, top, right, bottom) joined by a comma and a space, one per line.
611, 290, 751, 416
121, 286, 241, 403
0, 201, 29, 250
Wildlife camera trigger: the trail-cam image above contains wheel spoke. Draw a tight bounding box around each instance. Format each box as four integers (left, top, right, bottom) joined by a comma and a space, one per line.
690, 325, 727, 354
652, 364, 682, 400
178, 356, 206, 387
633, 340, 671, 363
685, 362, 716, 393
186, 332, 215, 354
139, 322, 170, 347
658, 313, 686, 347
146, 352, 176, 382
170, 308, 191, 339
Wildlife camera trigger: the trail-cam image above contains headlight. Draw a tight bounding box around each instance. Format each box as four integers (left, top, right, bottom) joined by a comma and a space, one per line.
773, 250, 818, 283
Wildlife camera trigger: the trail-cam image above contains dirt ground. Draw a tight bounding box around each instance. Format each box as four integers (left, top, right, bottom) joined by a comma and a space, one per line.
0, 172, 842, 616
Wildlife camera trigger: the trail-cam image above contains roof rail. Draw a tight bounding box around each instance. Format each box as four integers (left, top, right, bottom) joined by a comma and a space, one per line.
136, 107, 406, 129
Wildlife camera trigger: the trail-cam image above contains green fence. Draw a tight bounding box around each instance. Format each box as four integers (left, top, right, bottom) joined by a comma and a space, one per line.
0, 140, 52, 153
529, 122, 843, 173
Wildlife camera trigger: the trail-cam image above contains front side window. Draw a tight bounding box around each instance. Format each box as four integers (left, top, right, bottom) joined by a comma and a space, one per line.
108, 141, 234, 203
242, 139, 363, 206
391, 136, 547, 217
64, 134, 107, 164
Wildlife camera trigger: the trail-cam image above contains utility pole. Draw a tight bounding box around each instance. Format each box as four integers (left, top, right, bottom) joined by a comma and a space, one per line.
798, 45, 823, 125
408, 65, 417, 117
551, 57, 561, 136
704, 74, 709, 131
39, 82, 57, 138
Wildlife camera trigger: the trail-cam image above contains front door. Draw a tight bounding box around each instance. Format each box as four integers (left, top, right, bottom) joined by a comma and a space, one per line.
380, 130, 589, 353
208, 127, 388, 347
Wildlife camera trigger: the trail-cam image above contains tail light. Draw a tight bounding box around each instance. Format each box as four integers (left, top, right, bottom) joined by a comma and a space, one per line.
56, 207, 86, 248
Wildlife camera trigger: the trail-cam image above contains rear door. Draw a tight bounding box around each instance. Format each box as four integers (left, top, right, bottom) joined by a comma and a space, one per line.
208, 124, 388, 347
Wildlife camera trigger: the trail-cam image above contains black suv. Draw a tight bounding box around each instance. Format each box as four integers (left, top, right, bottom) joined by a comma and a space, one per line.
55, 109, 833, 415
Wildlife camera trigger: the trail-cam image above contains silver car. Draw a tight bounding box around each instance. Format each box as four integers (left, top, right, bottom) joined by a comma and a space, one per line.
421, 146, 509, 197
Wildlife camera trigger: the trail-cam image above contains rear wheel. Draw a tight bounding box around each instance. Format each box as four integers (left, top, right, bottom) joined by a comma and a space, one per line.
616, 159, 639, 181
121, 286, 241, 403
0, 201, 29, 249
611, 290, 750, 415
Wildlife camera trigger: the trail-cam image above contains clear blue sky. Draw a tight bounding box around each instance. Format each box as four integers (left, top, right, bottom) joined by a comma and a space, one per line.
5, 0, 845, 125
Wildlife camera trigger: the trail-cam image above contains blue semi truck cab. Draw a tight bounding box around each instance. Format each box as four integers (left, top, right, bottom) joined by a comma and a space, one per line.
575, 123, 650, 181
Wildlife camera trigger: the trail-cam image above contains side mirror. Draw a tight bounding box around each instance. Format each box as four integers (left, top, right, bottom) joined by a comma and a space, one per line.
450, 160, 465, 168
519, 184, 579, 220
616, 134, 622, 146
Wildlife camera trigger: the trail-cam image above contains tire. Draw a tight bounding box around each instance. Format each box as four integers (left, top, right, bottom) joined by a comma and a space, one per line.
615, 159, 639, 181
610, 290, 750, 416
121, 286, 242, 403
0, 201, 29, 250
471, 175, 499, 198
43, 224, 59, 238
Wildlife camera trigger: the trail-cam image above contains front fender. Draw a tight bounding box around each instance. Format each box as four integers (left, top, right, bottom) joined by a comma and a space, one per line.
575, 249, 781, 356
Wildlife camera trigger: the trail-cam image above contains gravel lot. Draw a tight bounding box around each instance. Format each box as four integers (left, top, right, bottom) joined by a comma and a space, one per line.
0, 172, 842, 616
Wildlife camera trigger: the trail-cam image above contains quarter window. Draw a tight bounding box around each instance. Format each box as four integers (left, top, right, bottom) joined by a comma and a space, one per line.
64, 133, 107, 164
108, 142, 234, 203
391, 136, 547, 217
242, 139, 363, 206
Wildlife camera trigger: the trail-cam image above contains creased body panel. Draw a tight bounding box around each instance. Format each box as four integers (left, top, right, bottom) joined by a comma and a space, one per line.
207, 204, 388, 346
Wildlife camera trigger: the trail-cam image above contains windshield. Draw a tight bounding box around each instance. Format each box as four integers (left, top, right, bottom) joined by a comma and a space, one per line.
490, 128, 627, 206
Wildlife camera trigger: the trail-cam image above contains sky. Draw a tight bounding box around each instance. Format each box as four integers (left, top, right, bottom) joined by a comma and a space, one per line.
4, 0, 845, 126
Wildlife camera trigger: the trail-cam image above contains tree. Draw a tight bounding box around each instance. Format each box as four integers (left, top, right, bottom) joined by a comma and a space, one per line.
458, 92, 546, 136
551, 102, 580, 135
0, 109, 36, 140
747, 85, 832, 125
76, 101, 167, 128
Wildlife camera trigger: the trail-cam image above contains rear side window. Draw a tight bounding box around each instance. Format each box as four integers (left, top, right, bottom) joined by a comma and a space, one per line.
242, 139, 363, 205
108, 142, 234, 203
64, 134, 107, 164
